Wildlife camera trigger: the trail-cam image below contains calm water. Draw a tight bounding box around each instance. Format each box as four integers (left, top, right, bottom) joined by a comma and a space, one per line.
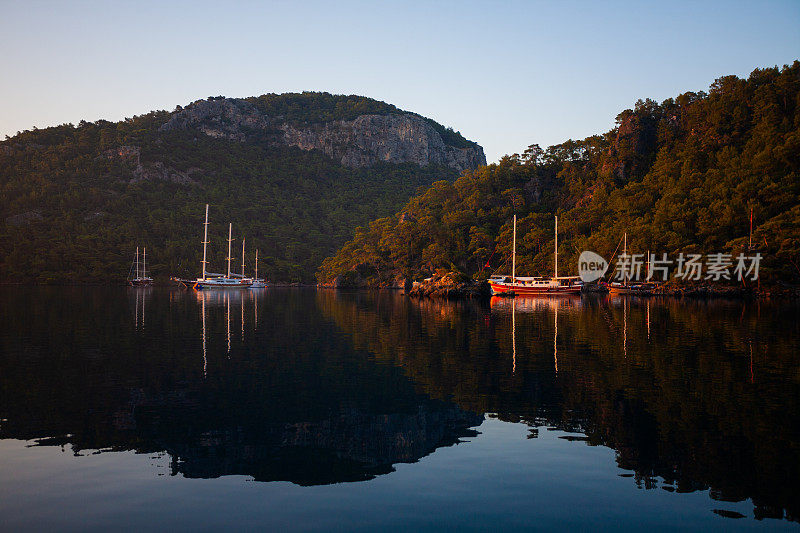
0, 287, 798, 531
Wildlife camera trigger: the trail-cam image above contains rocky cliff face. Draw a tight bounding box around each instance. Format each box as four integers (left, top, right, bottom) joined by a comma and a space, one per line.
281, 114, 485, 171
160, 97, 486, 172
160, 98, 268, 142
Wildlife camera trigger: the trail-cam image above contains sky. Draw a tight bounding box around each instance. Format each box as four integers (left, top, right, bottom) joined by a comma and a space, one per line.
1, 0, 798, 162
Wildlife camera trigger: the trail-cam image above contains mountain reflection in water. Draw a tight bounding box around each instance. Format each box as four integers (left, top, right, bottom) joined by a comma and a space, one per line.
0, 288, 481, 486
0, 287, 798, 524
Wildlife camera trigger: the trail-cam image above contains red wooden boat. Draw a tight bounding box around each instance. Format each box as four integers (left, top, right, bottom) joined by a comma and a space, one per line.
488, 215, 582, 296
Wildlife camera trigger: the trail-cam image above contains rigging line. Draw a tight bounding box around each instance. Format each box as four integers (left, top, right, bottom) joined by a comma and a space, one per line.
490, 253, 511, 277
478, 247, 497, 276
602, 234, 626, 282
787, 256, 800, 277
490, 217, 516, 277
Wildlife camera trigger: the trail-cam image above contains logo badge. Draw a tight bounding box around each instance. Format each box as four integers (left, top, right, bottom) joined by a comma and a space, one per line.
578, 251, 608, 283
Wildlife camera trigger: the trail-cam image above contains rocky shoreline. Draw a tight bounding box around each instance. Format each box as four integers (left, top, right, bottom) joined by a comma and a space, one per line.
407, 274, 492, 299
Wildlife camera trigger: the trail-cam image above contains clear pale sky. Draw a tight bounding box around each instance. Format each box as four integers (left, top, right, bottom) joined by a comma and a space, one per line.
1, 0, 798, 162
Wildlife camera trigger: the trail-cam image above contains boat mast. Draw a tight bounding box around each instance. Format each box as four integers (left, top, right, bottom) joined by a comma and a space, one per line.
136, 246, 140, 280
255, 249, 259, 279
143, 247, 147, 279
201, 204, 209, 281
226, 222, 233, 278
241, 238, 246, 277
554, 216, 558, 278
512, 215, 516, 282
623, 232, 627, 286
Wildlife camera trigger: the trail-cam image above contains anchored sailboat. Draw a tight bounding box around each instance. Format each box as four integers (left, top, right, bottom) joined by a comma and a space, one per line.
608, 232, 658, 295
250, 249, 266, 288
127, 247, 153, 286
172, 204, 252, 290
488, 215, 581, 295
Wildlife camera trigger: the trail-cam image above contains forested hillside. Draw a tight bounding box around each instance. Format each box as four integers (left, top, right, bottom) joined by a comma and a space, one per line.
0, 93, 483, 283
318, 62, 800, 286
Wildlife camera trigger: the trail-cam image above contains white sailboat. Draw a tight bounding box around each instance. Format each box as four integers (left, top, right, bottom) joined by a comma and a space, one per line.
608, 232, 657, 295
488, 215, 581, 295
608, 233, 632, 294
127, 246, 153, 286
196, 221, 252, 289
173, 204, 252, 290
250, 249, 266, 288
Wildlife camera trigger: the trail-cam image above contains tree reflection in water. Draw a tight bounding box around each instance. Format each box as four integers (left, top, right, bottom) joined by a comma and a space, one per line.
0, 288, 481, 486
316, 290, 800, 522
0, 287, 797, 521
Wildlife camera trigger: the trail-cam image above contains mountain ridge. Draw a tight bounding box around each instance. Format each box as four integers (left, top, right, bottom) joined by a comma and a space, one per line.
0, 92, 485, 283
158, 93, 485, 170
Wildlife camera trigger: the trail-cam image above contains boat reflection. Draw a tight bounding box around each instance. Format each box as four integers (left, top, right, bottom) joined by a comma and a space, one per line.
129, 285, 152, 329
489, 296, 581, 374
193, 289, 259, 363
490, 295, 585, 374
489, 294, 582, 312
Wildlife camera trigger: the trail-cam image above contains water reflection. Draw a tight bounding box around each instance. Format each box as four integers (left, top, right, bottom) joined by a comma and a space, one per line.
0, 288, 481, 486
0, 288, 798, 522
490, 295, 582, 375
316, 291, 800, 522
129, 286, 152, 329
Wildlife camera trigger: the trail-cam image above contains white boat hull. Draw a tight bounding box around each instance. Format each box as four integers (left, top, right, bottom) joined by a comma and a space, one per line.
194, 278, 252, 290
